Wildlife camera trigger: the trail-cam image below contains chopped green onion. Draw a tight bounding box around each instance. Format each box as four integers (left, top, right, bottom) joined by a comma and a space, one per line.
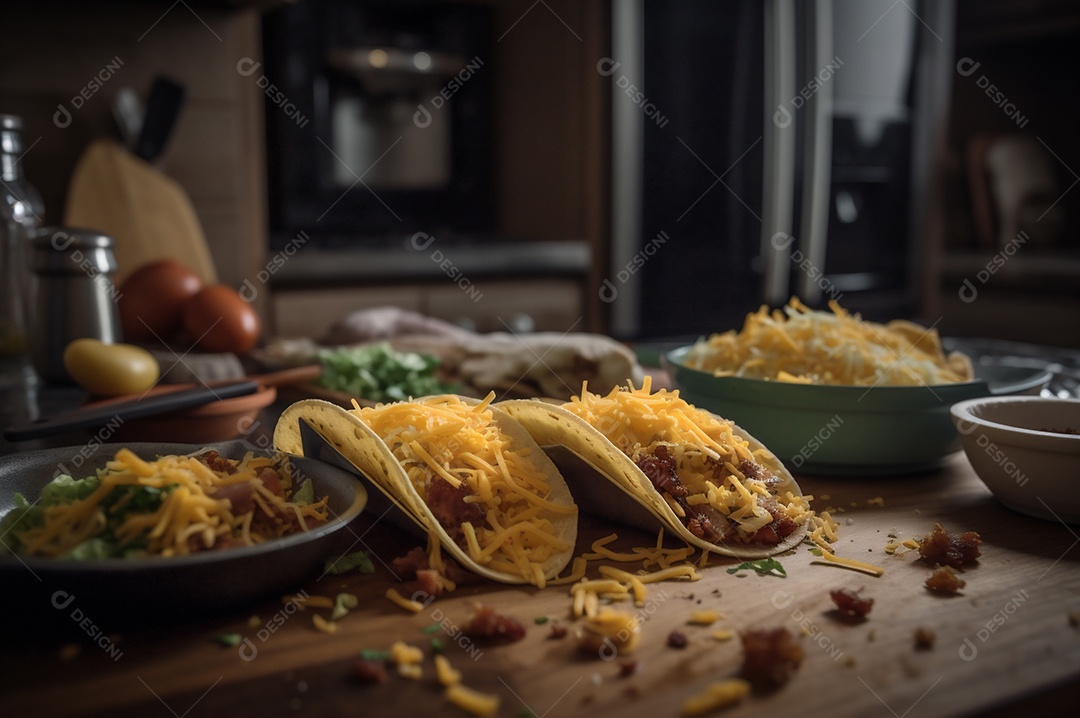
360, 648, 391, 662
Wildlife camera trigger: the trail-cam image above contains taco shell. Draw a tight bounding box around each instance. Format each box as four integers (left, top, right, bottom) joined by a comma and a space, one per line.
274, 397, 578, 585
499, 398, 808, 560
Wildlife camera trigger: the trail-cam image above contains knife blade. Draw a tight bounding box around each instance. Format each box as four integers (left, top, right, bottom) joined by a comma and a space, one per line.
3, 381, 260, 442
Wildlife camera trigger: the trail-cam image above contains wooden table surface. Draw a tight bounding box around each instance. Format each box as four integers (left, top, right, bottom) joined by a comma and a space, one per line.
2, 452, 1079, 718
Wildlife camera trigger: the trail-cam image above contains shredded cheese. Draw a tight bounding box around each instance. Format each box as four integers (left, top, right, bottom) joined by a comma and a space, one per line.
286, 594, 334, 610
683, 297, 973, 386
549, 557, 588, 586
397, 664, 422, 680
390, 641, 424, 665
385, 588, 424, 613
434, 654, 462, 687
445, 684, 500, 717
680, 679, 750, 716
353, 394, 575, 587
688, 610, 722, 626
563, 378, 813, 545
815, 551, 885, 576
311, 614, 337, 633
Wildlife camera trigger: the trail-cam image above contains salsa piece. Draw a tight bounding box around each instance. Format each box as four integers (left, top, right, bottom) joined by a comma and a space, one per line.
463, 604, 527, 644
830, 588, 874, 618
918, 523, 981, 568
425, 476, 487, 540
739, 628, 804, 692
353, 659, 388, 684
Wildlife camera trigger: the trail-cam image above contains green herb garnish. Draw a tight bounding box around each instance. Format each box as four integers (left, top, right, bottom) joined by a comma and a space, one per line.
331, 593, 359, 621
420, 623, 442, 634
324, 550, 375, 575
534, 616, 549, 625
360, 648, 391, 662
215, 633, 243, 647
430, 638, 444, 654
726, 558, 787, 578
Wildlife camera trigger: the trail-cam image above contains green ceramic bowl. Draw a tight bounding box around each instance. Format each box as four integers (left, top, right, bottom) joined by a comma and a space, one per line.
664, 346, 1051, 476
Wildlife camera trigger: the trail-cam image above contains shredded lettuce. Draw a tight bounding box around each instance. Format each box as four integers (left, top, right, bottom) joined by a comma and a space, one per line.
292, 478, 314, 506
0, 476, 174, 560
61, 537, 118, 560
41, 474, 101, 505
324, 549, 375, 575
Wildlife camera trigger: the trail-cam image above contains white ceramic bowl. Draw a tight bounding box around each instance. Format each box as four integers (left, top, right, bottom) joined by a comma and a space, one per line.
950, 397, 1080, 523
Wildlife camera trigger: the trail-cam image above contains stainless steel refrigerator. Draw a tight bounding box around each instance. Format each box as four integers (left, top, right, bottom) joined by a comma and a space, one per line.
607, 0, 956, 339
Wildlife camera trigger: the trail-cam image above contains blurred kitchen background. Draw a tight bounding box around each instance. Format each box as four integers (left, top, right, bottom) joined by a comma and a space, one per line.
1, 0, 1078, 347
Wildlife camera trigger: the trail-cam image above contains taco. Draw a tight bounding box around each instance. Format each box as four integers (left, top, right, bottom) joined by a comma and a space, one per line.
273, 394, 578, 587
499, 378, 812, 559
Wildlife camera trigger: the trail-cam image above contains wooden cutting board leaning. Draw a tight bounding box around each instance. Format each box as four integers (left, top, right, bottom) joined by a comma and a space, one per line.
63, 139, 217, 285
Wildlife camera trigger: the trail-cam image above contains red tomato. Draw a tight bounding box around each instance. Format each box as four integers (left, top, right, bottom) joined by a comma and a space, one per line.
118, 260, 202, 342
182, 284, 261, 354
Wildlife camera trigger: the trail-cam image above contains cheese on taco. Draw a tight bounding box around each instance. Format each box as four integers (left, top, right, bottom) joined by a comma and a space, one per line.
274, 394, 577, 587
499, 378, 811, 559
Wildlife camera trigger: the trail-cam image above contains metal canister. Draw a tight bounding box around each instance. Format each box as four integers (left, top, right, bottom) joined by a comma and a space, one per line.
31, 228, 122, 383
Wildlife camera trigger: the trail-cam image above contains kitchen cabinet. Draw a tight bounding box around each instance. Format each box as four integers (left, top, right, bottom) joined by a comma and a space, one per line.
924, 0, 1080, 347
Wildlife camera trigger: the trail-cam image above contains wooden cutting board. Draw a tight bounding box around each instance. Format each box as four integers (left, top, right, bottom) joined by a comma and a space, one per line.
2, 454, 1079, 717
63, 139, 218, 285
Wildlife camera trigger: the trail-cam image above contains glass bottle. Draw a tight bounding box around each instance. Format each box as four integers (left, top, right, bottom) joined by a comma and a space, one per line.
1, 114, 44, 448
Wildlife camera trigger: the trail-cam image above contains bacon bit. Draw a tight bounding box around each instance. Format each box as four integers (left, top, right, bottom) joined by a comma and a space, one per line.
196, 450, 237, 474
257, 467, 283, 495
914, 627, 936, 650
463, 604, 527, 644
830, 588, 874, 618
353, 659, 388, 684
667, 630, 689, 649
739, 628, 804, 692
918, 523, 981, 568
635, 447, 734, 544
391, 546, 472, 586
209, 481, 255, 515
925, 566, 966, 595
549, 625, 568, 640
617, 659, 639, 678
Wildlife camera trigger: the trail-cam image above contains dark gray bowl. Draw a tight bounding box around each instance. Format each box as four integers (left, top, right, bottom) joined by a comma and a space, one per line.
0, 440, 366, 626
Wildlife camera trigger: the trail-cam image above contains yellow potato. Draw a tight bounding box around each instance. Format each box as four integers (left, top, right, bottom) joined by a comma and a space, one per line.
62, 339, 160, 397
